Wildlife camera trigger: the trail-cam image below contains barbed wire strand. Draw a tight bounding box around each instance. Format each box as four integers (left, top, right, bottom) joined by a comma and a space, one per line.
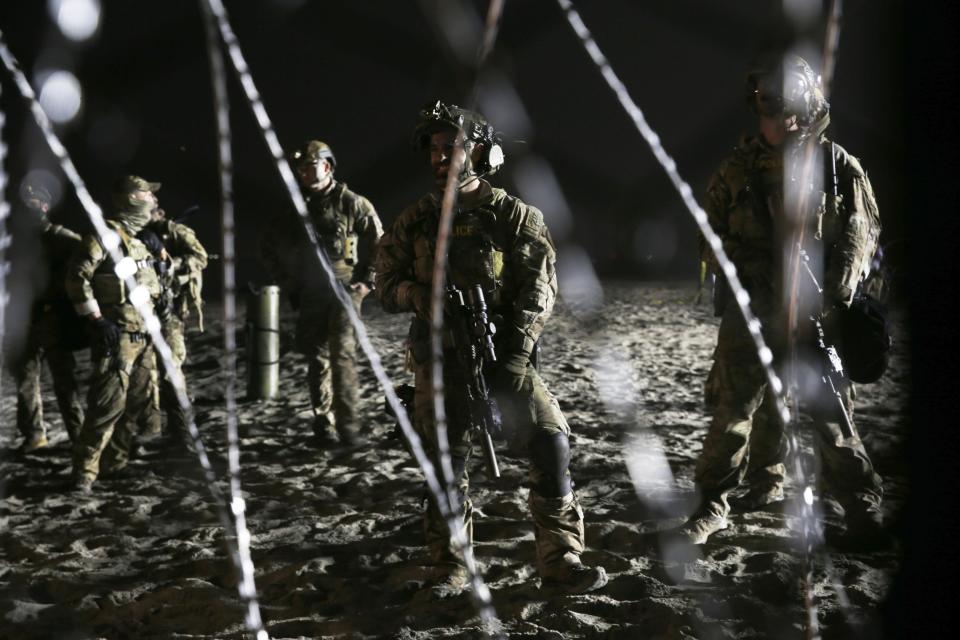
200, 1, 503, 634
783, 95, 825, 640
556, 1, 852, 637
0, 31, 268, 640
821, 0, 843, 102
0, 84, 9, 404
198, 1, 268, 638
428, 128, 470, 558
783, 3, 847, 638
424, 0, 507, 621
558, 0, 800, 624
821, 19, 850, 624
781, 89, 826, 640
554, 0, 793, 437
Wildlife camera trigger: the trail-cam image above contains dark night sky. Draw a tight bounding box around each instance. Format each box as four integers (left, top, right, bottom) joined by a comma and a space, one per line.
2, 0, 907, 290
2, 1, 958, 635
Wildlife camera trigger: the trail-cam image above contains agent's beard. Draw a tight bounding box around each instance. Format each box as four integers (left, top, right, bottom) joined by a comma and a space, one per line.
434, 157, 478, 192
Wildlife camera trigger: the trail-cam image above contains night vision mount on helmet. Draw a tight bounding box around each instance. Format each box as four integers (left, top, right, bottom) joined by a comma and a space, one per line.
292, 140, 337, 171
746, 54, 829, 130
412, 99, 505, 175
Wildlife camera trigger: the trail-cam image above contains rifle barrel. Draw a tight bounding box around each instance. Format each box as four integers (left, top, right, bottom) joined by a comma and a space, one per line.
480, 429, 501, 479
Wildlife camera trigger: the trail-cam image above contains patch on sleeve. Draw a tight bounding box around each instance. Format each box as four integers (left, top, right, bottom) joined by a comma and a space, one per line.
520, 207, 545, 241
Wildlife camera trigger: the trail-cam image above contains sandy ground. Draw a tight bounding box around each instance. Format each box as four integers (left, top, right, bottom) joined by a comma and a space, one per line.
0, 281, 908, 639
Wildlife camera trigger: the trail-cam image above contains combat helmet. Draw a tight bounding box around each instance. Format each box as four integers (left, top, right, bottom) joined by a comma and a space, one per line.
412, 99, 504, 175
291, 140, 337, 171
746, 54, 829, 130
22, 181, 52, 211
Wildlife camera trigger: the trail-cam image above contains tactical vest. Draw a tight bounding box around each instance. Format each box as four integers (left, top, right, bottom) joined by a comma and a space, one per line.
91, 222, 161, 308
722, 138, 846, 297
307, 182, 360, 267
406, 191, 530, 310
728, 142, 782, 264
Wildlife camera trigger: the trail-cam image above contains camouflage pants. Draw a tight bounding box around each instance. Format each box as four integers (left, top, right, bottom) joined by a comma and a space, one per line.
412, 355, 587, 579
74, 333, 157, 482
696, 304, 883, 520
133, 316, 188, 438
13, 337, 84, 443
296, 289, 362, 434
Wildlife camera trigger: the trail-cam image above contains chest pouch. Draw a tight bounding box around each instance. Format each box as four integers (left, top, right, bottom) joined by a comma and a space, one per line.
343, 233, 358, 265
449, 209, 505, 293
448, 241, 504, 296
92, 229, 132, 305
92, 272, 126, 305
310, 204, 345, 260
815, 191, 844, 242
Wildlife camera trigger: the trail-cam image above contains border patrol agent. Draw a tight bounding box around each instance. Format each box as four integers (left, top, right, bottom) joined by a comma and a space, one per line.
10, 183, 85, 451
376, 101, 608, 594
65, 175, 163, 492
679, 56, 885, 546
261, 140, 383, 445
130, 204, 209, 443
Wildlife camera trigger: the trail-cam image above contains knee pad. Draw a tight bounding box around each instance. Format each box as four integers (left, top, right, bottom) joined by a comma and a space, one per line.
529, 432, 572, 498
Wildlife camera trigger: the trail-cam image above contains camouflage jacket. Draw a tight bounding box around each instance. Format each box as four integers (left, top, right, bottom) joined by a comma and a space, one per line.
375, 180, 557, 359
701, 134, 881, 308
147, 217, 208, 325
65, 220, 161, 332
261, 181, 382, 293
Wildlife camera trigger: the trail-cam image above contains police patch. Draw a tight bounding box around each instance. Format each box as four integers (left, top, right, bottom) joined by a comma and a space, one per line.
521, 208, 544, 240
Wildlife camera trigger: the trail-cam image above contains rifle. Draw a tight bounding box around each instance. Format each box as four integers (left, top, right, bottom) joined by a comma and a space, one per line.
446, 284, 503, 479
173, 204, 201, 224
799, 250, 855, 439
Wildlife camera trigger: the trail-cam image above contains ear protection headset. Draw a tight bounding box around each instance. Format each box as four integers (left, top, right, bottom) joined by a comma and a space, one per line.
412, 100, 505, 176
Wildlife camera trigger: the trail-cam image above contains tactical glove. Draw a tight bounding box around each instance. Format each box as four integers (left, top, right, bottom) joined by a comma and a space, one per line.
155, 290, 175, 323
493, 352, 529, 393
90, 317, 123, 355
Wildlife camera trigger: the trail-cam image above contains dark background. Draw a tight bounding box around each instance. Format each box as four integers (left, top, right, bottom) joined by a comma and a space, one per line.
1, 1, 956, 636
1, 0, 906, 288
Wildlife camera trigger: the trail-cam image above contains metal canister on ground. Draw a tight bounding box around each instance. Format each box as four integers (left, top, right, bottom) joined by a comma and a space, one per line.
246, 284, 280, 400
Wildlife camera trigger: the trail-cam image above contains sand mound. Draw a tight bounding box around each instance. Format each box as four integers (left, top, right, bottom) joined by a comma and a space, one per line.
1, 282, 907, 639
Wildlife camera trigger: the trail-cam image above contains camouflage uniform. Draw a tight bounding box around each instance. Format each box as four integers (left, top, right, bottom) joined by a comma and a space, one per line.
694, 131, 884, 532
12, 220, 85, 447
376, 179, 595, 586
262, 177, 382, 442
133, 216, 208, 440
65, 181, 162, 487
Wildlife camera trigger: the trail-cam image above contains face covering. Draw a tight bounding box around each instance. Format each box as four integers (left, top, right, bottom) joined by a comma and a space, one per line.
116, 198, 154, 234
30, 208, 50, 228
